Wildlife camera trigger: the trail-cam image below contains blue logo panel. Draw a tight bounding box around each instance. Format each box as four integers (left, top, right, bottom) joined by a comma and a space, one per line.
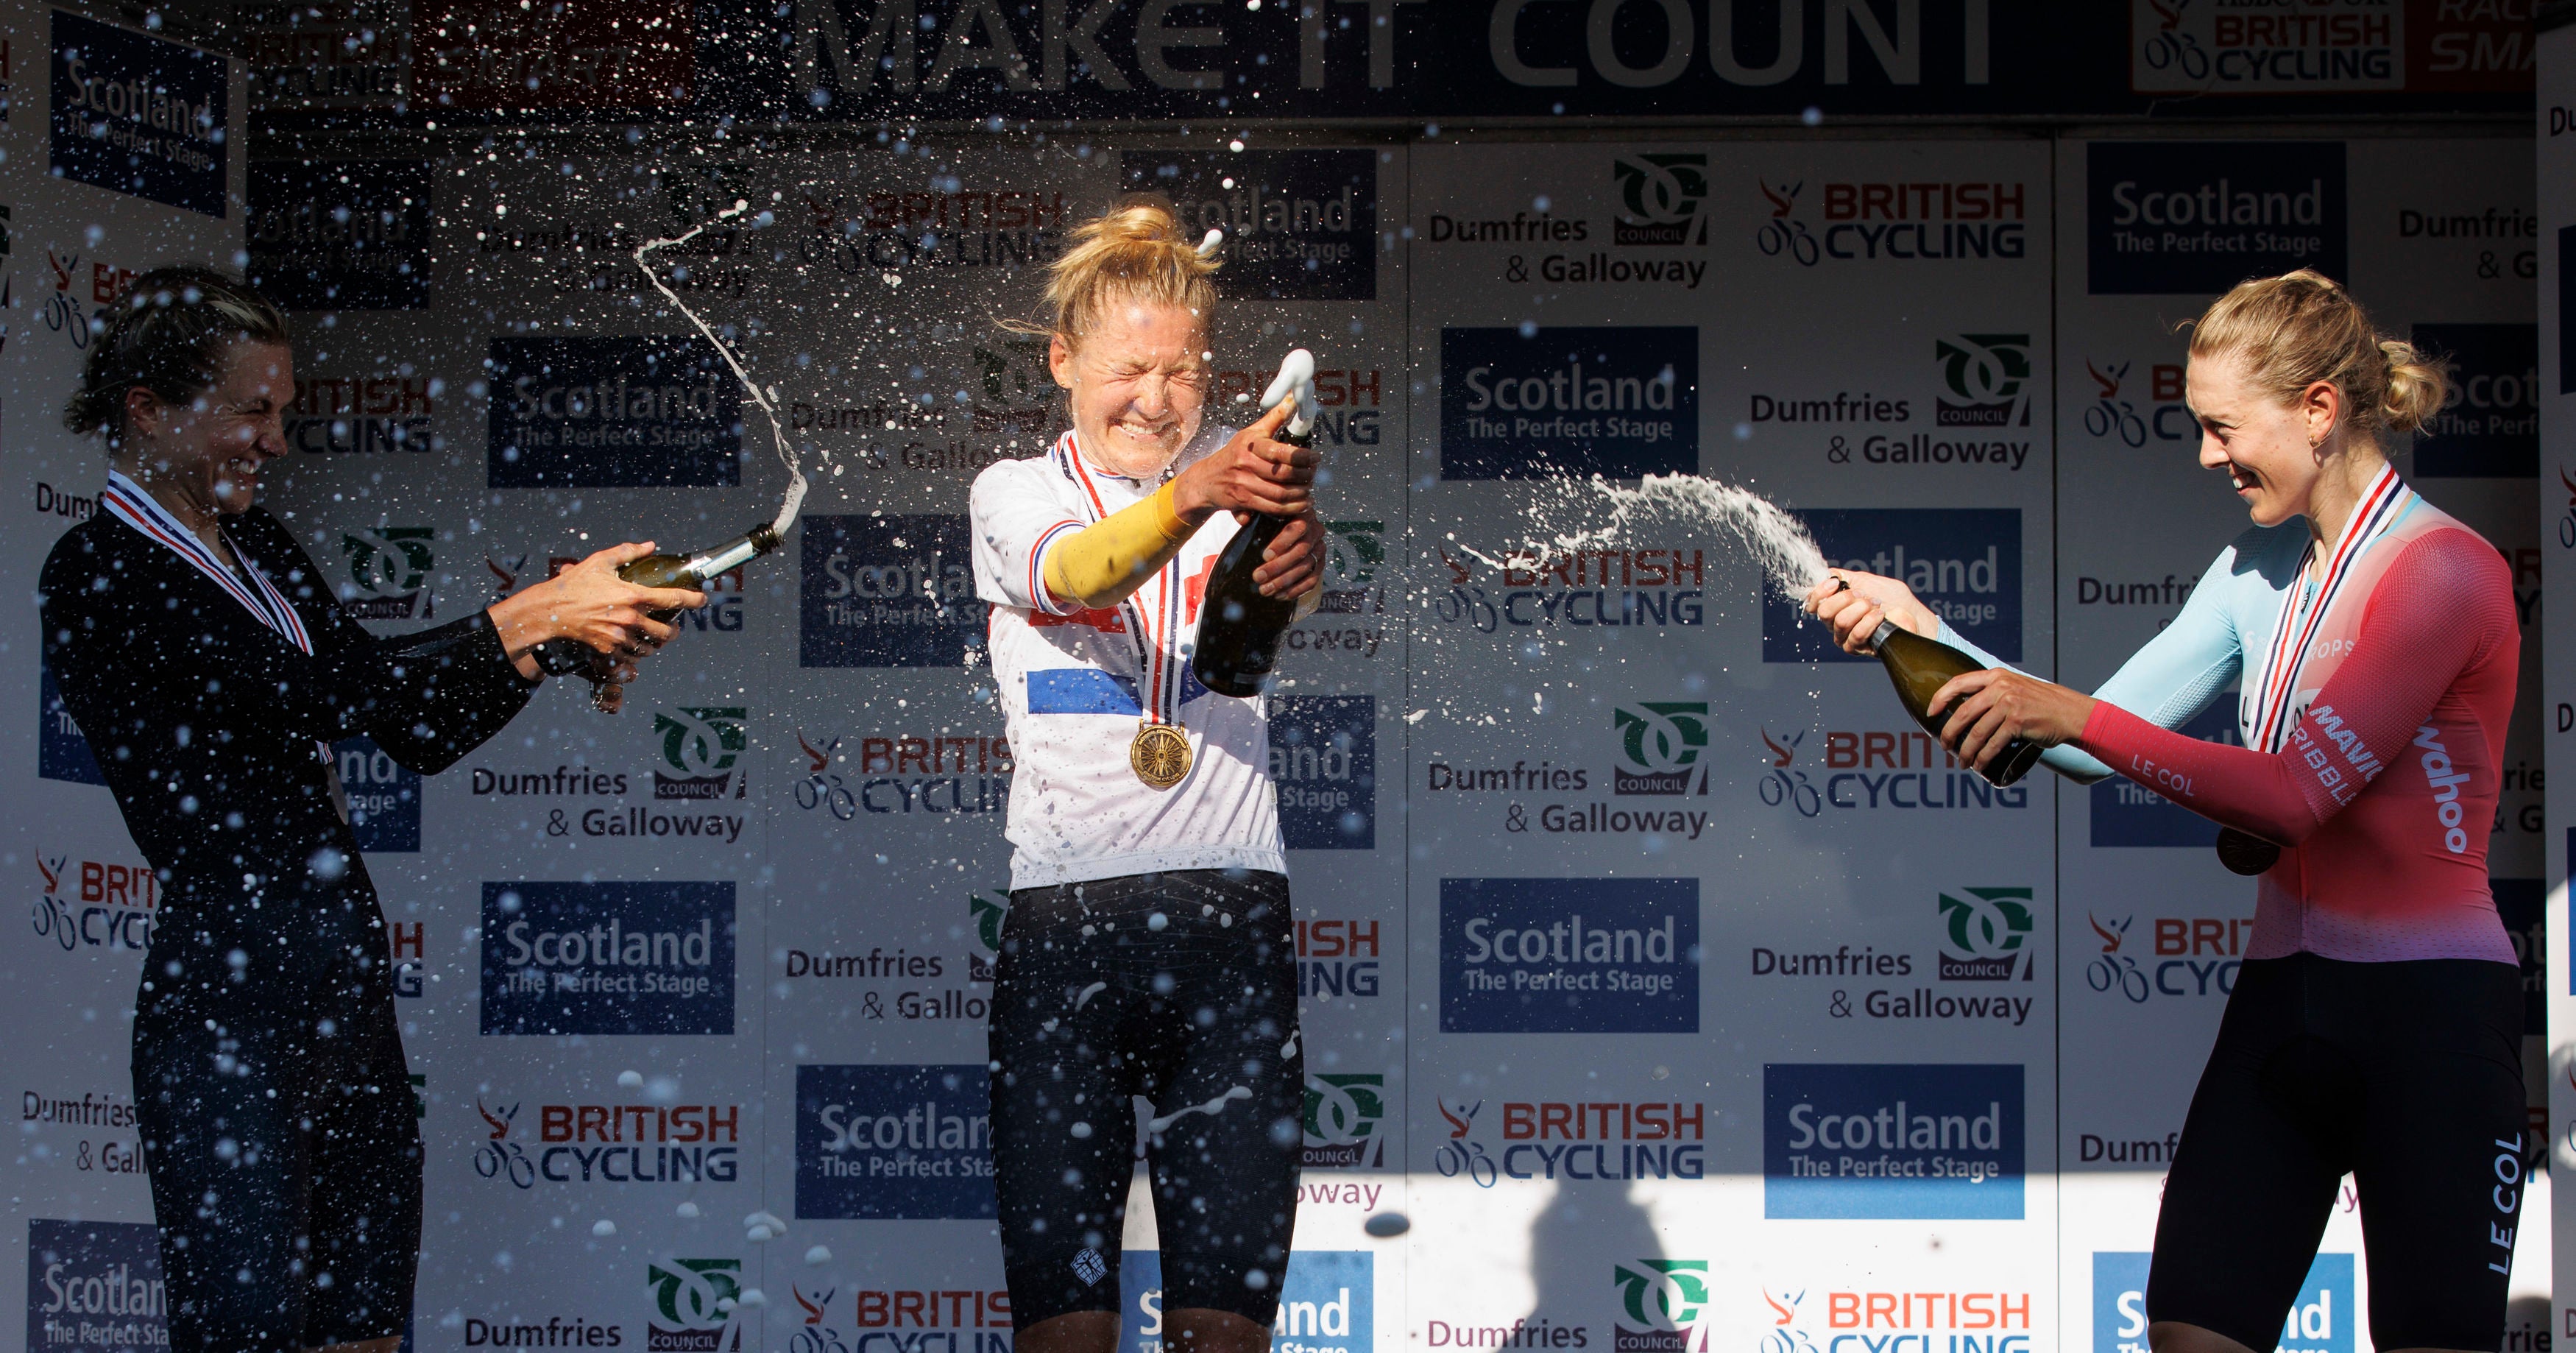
2087, 142, 2346, 295
1440, 877, 1698, 1033
2093, 1252, 2349, 1353
1122, 149, 1376, 301
1440, 327, 1697, 480
799, 514, 983, 668
794, 1064, 995, 1220
2412, 322, 2536, 478
1763, 509, 2022, 663
26, 1218, 167, 1352
479, 882, 735, 1036
37, 660, 104, 787
50, 12, 227, 217
1271, 696, 1376, 850
1121, 1251, 1372, 1353
2088, 700, 2239, 847
249, 160, 434, 311
1763, 1063, 2024, 1218
486, 337, 742, 488
333, 735, 422, 853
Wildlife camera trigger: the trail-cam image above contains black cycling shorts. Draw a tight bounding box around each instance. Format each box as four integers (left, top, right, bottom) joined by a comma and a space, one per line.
990, 869, 1303, 1331
134, 873, 422, 1353
2149, 953, 2526, 1351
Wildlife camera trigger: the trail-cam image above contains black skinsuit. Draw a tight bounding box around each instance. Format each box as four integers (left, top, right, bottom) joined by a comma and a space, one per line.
41, 504, 537, 1351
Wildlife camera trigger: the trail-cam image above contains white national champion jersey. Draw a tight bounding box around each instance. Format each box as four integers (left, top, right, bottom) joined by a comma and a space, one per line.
969, 424, 1285, 889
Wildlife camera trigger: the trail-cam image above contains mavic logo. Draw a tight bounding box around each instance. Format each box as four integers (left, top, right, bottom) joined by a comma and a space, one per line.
654, 707, 748, 800
1939, 886, 2036, 981
1614, 154, 1709, 246
1614, 702, 1710, 796
1934, 335, 2031, 428
1613, 1260, 1710, 1350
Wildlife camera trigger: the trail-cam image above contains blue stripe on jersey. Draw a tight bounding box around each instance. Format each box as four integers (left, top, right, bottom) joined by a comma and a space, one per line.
1027, 668, 1144, 716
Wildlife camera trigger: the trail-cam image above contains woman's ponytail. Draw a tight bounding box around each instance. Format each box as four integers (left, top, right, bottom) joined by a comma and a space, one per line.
2377, 338, 2449, 436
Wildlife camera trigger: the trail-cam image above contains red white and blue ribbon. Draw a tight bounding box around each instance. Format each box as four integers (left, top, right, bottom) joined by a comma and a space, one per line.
100, 470, 314, 655
1052, 431, 1181, 727
2245, 462, 2410, 754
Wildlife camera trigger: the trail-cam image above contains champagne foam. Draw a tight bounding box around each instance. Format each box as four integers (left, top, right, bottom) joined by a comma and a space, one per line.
1452, 473, 1831, 604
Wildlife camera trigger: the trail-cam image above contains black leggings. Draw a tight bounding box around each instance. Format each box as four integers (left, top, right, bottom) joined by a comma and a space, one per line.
990, 869, 1303, 1330
2148, 953, 2525, 1351
134, 876, 420, 1352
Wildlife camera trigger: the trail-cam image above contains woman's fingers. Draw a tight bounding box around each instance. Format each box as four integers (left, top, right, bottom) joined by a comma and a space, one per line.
1926, 671, 1987, 721
631, 584, 710, 612
634, 615, 677, 646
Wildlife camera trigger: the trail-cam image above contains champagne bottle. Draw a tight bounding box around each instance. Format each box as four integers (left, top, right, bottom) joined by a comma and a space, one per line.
1866, 618, 2043, 788
1194, 351, 1318, 699
533, 523, 783, 679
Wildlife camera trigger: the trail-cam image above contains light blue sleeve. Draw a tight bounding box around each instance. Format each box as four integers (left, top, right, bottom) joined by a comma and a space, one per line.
1933, 543, 2250, 785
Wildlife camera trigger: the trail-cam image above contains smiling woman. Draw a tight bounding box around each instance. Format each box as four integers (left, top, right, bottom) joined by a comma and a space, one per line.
37, 266, 709, 1353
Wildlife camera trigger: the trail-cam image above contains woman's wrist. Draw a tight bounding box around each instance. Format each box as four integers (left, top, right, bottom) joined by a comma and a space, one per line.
486, 591, 556, 658
1168, 463, 1219, 523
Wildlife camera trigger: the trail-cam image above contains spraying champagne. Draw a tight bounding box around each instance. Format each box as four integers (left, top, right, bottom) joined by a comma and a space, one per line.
1841, 587, 2042, 788
533, 523, 783, 681
1193, 350, 1320, 699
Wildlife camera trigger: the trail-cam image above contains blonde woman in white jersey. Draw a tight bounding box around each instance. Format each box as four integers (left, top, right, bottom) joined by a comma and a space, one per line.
968, 196, 1326, 1353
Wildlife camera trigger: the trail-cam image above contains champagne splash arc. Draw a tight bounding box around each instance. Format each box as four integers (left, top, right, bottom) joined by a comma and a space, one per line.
634, 198, 808, 538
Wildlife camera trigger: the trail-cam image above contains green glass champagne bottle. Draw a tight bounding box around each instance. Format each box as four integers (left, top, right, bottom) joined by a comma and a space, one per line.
533, 523, 783, 679
1194, 351, 1318, 699
1866, 618, 2043, 788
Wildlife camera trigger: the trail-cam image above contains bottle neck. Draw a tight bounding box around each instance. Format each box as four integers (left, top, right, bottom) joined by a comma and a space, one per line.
1868, 618, 1900, 650
686, 526, 777, 580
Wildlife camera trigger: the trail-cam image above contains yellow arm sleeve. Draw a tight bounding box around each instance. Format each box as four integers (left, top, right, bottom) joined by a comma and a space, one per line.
1041, 481, 1197, 610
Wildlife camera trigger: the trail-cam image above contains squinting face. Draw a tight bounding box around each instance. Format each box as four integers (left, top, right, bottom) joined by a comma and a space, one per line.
2185, 349, 2321, 529
133, 339, 294, 515
1050, 298, 1207, 478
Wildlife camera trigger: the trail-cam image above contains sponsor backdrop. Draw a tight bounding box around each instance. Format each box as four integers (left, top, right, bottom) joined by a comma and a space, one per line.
0, 10, 2555, 1353
2544, 13, 2576, 1345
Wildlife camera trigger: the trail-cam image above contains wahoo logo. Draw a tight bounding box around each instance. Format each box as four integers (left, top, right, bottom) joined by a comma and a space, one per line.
1937, 887, 2035, 981
654, 707, 747, 800
339, 527, 436, 619
2416, 725, 2474, 854
1933, 335, 2031, 428
646, 1258, 743, 1352
1612, 153, 1708, 247
1302, 1073, 1387, 1169
1613, 703, 1710, 796
1610, 1260, 1710, 1353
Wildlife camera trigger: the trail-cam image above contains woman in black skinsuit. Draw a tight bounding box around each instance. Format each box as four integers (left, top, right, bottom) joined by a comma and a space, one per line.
38, 266, 707, 1353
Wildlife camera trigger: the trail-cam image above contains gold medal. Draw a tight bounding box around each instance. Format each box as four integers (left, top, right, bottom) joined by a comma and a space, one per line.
1130, 721, 1192, 790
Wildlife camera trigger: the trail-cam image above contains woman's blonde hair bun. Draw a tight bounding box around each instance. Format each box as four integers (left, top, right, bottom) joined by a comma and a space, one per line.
1039, 193, 1221, 346
2185, 269, 2449, 439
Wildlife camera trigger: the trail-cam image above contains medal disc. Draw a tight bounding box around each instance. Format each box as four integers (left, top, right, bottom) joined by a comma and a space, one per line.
2214, 827, 2281, 876
1130, 723, 1192, 789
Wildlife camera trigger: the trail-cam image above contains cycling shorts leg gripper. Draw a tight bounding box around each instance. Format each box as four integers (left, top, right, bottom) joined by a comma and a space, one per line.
2148, 953, 2527, 1349
991, 869, 1303, 1332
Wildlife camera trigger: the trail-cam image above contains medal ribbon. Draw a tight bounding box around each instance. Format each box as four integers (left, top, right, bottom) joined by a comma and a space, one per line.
1054, 432, 1181, 728
101, 470, 314, 655
2245, 462, 2410, 754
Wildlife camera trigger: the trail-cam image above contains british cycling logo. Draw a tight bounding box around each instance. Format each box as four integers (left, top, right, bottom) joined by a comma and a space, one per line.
1610, 1260, 1709, 1353
1432, 543, 1707, 634
1754, 176, 2029, 266
30, 850, 157, 955
1937, 888, 2035, 981
467, 1093, 740, 1190
1303, 1073, 1387, 1169
2079, 357, 2193, 449
787, 1285, 1016, 1353
648, 1257, 745, 1352
1764, 1282, 2034, 1353
654, 707, 747, 801
338, 526, 436, 619
1612, 152, 1709, 247
1933, 336, 2031, 428
1752, 726, 2030, 816
787, 727, 1013, 823
1432, 1095, 1707, 1189
1298, 914, 1381, 1002
2081, 911, 2248, 1004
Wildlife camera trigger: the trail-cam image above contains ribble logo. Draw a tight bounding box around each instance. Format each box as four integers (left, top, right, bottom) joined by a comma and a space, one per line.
2088, 141, 2346, 295
654, 707, 747, 801
1440, 877, 1699, 1034
1124, 149, 1375, 301
1612, 153, 1708, 247
1610, 1260, 1709, 1353
1937, 888, 2035, 982
1933, 335, 2031, 428
479, 882, 735, 1036
1613, 703, 1709, 796
486, 336, 741, 489
646, 1258, 743, 1353
1302, 1074, 1387, 1169
1762, 509, 2022, 664
1270, 696, 1376, 849
1440, 326, 1697, 481
800, 514, 981, 668
339, 527, 436, 620
2412, 322, 2536, 478
795, 1064, 995, 1220
1763, 1063, 2024, 1219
